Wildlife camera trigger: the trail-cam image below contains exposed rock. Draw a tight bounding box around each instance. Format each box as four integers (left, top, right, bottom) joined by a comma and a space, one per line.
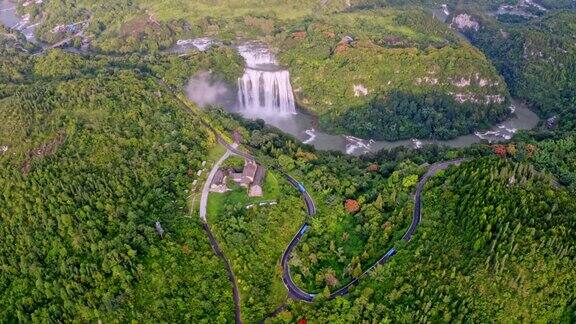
485, 95, 504, 104
453, 77, 471, 88
353, 84, 368, 97
22, 0, 43, 7
453, 93, 505, 105
451, 14, 480, 31
453, 93, 478, 104
334, 36, 354, 54
415, 77, 439, 86
340, 35, 354, 44
176, 38, 218, 51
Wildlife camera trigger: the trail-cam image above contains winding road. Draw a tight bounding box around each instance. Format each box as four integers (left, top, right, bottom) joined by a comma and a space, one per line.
279, 158, 466, 302
169, 84, 467, 317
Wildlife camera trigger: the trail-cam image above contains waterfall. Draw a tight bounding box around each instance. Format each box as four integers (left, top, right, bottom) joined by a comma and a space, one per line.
237, 44, 296, 115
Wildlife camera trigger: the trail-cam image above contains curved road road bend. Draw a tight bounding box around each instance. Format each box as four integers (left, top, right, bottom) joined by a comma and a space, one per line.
280, 159, 466, 302
199, 149, 243, 324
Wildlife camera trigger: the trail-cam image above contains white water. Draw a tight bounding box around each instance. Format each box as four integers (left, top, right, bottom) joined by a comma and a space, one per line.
176, 37, 218, 51
184, 42, 540, 156
236, 43, 296, 115
303, 129, 316, 144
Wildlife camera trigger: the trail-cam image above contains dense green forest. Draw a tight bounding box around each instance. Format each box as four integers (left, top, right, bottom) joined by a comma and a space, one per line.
0, 46, 246, 321
279, 158, 576, 322
275, 8, 510, 140
197, 110, 576, 322
204, 108, 440, 320
8, 0, 519, 140
2, 0, 575, 322
461, 10, 576, 133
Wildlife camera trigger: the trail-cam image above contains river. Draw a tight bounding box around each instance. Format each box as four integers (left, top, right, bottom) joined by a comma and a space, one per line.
0, 0, 38, 43
184, 40, 539, 155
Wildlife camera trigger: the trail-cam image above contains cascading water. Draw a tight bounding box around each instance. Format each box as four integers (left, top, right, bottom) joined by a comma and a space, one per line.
236, 43, 296, 115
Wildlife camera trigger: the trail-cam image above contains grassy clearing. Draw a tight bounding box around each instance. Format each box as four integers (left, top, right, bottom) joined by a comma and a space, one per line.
187, 143, 226, 218
206, 170, 303, 321
139, 0, 334, 22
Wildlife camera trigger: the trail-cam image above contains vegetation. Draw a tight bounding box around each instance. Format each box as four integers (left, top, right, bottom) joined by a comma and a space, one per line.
276, 9, 510, 140
0, 47, 247, 321
462, 10, 576, 133
2, 1, 575, 322
283, 158, 576, 322
207, 108, 448, 298
207, 169, 300, 322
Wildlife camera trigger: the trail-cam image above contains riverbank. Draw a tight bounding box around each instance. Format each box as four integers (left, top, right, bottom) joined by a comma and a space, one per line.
185, 66, 539, 155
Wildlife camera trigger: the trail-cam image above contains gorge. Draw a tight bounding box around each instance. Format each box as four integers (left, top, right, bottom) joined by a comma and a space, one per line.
185, 40, 539, 155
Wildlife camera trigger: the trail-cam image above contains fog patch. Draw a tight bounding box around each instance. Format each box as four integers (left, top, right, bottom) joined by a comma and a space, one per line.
185, 71, 236, 109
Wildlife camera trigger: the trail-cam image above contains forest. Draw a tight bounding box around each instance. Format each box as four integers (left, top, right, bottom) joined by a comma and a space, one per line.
275, 8, 510, 140
278, 158, 576, 322
1, 0, 575, 322
0, 45, 247, 321
9, 0, 527, 141
203, 108, 576, 322
462, 9, 576, 133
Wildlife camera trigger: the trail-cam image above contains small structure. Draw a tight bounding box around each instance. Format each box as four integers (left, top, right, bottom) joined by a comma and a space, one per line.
546, 116, 559, 129
210, 169, 230, 193
353, 84, 368, 97
211, 158, 266, 197
340, 35, 354, 45
155, 221, 164, 238
242, 160, 257, 184
249, 165, 267, 197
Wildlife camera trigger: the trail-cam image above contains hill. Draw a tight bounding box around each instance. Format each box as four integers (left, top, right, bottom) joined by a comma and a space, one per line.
286, 158, 576, 322
461, 10, 576, 133
276, 9, 510, 140
0, 47, 243, 321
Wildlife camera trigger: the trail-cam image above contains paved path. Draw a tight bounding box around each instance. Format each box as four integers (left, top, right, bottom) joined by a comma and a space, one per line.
201, 222, 242, 324
198, 148, 242, 323
200, 150, 230, 222
167, 83, 466, 316
279, 159, 467, 302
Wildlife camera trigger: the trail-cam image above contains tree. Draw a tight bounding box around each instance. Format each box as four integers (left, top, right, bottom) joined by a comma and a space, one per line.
494, 145, 507, 158
345, 199, 360, 213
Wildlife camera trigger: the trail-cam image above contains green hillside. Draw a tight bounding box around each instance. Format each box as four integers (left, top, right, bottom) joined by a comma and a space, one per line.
463, 10, 576, 132
287, 158, 576, 322
276, 9, 510, 140
1, 1, 575, 322
0, 48, 244, 321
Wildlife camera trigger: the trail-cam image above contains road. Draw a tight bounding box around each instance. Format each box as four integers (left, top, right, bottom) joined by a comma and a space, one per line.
167, 83, 467, 311
198, 148, 242, 323
279, 159, 466, 302
201, 222, 242, 324
199, 150, 230, 222
402, 159, 466, 241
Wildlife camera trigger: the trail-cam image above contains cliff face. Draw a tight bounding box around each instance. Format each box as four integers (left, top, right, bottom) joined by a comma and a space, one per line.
277, 9, 510, 140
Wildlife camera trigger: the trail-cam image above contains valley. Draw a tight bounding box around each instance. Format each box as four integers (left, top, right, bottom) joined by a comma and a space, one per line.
0, 0, 575, 323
